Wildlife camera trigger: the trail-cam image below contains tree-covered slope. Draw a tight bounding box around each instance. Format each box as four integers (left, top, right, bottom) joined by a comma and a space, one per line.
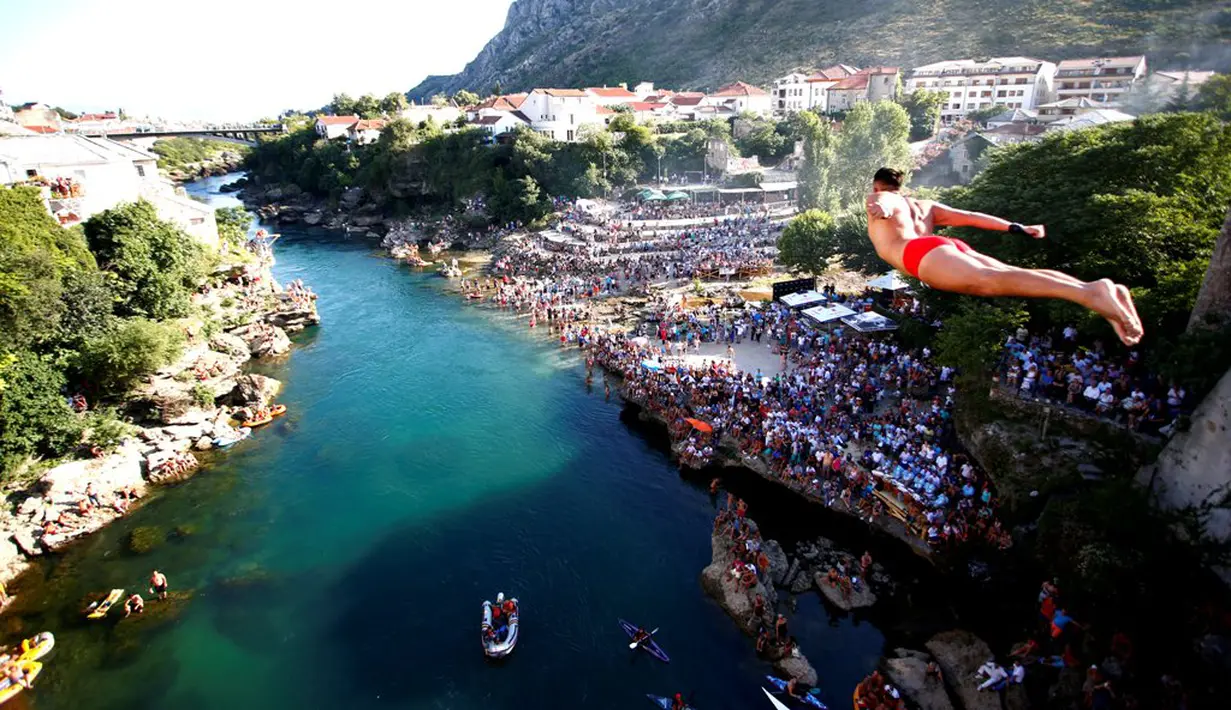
409, 0, 1231, 99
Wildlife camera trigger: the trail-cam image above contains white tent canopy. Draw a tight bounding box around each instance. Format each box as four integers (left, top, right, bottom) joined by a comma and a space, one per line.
867, 272, 911, 291
842, 311, 899, 333
801, 303, 857, 324
779, 290, 826, 308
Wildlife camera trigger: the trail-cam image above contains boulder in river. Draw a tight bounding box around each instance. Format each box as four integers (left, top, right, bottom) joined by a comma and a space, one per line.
815, 572, 877, 610
209, 332, 252, 360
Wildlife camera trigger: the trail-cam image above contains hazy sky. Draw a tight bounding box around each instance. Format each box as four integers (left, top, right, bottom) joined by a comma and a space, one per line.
0, 0, 515, 121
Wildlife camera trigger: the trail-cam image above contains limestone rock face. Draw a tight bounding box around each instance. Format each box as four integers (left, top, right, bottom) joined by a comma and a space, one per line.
815, 572, 877, 610
763, 538, 789, 586
1139, 366, 1231, 584
209, 332, 252, 360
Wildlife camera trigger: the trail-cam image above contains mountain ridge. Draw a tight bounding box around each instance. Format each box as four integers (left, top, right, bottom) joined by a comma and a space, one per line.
408, 0, 1231, 99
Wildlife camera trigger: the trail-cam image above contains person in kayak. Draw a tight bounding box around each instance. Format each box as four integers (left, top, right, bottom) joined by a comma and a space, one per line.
632, 627, 652, 646
502, 597, 517, 617
671, 692, 686, 710
150, 570, 168, 600
787, 678, 817, 700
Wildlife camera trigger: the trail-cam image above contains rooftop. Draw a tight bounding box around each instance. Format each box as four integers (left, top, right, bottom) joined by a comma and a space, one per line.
0, 134, 154, 168
317, 115, 360, 125
713, 81, 769, 97
587, 86, 637, 98
1048, 109, 1137, 131
1056, 56, 1146, 71
534, 88, 589, 98
910, 57, 1047, 75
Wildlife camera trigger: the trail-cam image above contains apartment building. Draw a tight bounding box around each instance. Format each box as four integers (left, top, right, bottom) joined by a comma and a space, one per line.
1053, 56, 1147, 107
906, 57, 1055, 123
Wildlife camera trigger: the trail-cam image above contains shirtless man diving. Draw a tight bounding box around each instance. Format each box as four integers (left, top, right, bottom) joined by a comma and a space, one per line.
865, 168, 1142, 346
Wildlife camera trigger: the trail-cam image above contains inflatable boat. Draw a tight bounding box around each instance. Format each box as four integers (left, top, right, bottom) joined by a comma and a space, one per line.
0, 660, 41, 705
481, 593, 519, 658
86, 589, 124, 619
241, 404, 286, 428
18, 632, 54, 662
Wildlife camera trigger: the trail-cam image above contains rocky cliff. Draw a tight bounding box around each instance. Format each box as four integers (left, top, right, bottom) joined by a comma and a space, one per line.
409, 0, 1229, 98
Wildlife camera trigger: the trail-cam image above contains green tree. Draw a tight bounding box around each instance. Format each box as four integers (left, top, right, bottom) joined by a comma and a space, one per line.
430, 93, 450, 107
0, 352, 82, 474
0, 186, 96, 350
965, 105, 1006, 125
215, 206, 251, 249
934, 301, 1029, 373
735, 121, 789, 160
75, 318, 184, 396
380, 92, 409, 116
353, 94, 382, 119
329, 93, 357, 116
84, 200, 208, 320
1193, 73, 1231, 121
778, 209, 836, 273
452, 90, 481, 108
832, 101, 912, 209
797, 112, 838, 212
898, 89, 946, 140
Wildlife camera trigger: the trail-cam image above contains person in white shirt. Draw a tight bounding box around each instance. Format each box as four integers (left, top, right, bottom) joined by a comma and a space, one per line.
1097, 390, 1116, 414
1083, 384, 1101, 409
1009, 661, 1025, 685
977, 662, 1009, 691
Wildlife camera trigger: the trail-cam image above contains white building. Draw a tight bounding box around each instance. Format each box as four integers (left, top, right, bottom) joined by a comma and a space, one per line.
348, 119, 387, 145
827, 67, 900, 112
0, 134, 218, 247
1036, 97, 1102, 123
773, 73, 812, 113
709, 82, 773, 115
631, 82, 658, 100
906, 57, 1055, 123
520, 89, 605, 142
466, 94, 529, 122
400, 104, 463, 126
0, 90, 15, 124
315, 115, 359, 140
473, 111, 530, 138
1046, 108, 1136, 132
1053, 56, 1147, 107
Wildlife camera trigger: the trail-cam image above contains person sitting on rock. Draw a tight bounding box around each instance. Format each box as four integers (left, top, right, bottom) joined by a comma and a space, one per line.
774, 614, 788, 644
925, 660, 943, 684
786, 678, 817, 702
124, 593, 144, 617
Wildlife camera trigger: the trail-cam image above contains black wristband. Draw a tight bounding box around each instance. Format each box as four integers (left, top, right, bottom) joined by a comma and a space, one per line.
1008, 223, 1028, 236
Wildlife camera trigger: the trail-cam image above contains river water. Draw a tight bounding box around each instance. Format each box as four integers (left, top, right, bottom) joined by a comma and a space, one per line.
11, 174, 893, 710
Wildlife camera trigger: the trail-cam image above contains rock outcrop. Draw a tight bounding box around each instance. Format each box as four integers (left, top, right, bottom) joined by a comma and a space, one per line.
1138, 366, 1231, 584
882, 648, 954, 710
227, 374, 283, 407
700, 517, 817, 685
815, 572, 877, 610
925, 630, 1027, 710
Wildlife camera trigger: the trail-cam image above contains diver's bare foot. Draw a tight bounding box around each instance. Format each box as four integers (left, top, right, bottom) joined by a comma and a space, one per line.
1086, 279, 1142, 346
1114, 284, 1143, 341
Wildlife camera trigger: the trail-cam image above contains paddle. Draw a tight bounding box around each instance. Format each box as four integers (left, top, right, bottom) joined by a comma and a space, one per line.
629, 627, 659, 649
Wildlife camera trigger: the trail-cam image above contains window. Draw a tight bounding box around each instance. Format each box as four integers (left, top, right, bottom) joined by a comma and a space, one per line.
951, 103, 961, 110
1015, 78, 1028, 85
566, 130, 575, 141
25, 169, 37, 178
136, 164, 146, 177
190, 217, 205, 225
967, 103, 977, 109
997, 90, 1007, 97
981, 91, 992, 97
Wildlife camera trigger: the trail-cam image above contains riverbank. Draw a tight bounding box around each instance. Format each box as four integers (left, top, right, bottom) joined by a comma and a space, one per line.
0, 247, 319, 585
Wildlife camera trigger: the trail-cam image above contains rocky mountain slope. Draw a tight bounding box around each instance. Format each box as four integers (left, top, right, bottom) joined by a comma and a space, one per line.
409, 0, 1231, 98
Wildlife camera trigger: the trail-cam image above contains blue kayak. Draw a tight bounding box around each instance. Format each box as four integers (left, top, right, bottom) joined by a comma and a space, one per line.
646, 695, 694, 710
765, 676, 827, 709
619, 618, 670, 662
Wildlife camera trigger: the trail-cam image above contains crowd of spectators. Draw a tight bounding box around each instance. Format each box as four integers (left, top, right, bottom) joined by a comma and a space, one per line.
996, 326, 1190, 434
588, 299, 1010, 551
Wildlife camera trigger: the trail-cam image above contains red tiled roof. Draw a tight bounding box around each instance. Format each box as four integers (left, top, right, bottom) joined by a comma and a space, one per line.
25, 125, 59, 134
71, 112, 118, 122
713, 81, 769, 97
535, 88, 588, 98
864, 66, 900, 76
671, 95, 706, 106
475, 115, 505, 125
831, 74, 870, 91
624, 102, 662, 112
353, 119, 387, 131
597, 106, 617, 115
317, 115, 359, 125
503, 93, 528, 108
587, 86, 637, 98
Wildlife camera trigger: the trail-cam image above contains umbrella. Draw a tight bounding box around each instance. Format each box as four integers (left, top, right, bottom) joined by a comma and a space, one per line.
684, 418, 713, 433
866, 271, 911, 291
665, 191, 690, 201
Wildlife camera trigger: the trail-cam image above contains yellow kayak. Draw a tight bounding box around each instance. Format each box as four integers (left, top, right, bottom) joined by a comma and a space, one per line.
86, 589, 124, 619
17, 632, 53, 662
0, 660, 41, 705
242, 404, 286, 428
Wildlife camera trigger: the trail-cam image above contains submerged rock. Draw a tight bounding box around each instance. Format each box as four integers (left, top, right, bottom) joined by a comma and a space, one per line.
815, 572, 877, 610
127, 526, 166, 555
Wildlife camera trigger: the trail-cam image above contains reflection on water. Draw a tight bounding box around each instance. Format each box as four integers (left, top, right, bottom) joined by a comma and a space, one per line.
6, 175, 888, 710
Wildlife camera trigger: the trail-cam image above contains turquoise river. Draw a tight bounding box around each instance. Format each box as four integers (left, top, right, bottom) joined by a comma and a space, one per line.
9, 174, 908, 710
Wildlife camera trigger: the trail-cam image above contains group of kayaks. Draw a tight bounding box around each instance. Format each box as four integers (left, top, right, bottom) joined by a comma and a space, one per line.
482, 601, 820, 709
0, 631, 54, 706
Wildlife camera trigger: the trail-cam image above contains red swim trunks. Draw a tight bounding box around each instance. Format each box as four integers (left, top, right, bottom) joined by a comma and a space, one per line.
901, 235, 973, 278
